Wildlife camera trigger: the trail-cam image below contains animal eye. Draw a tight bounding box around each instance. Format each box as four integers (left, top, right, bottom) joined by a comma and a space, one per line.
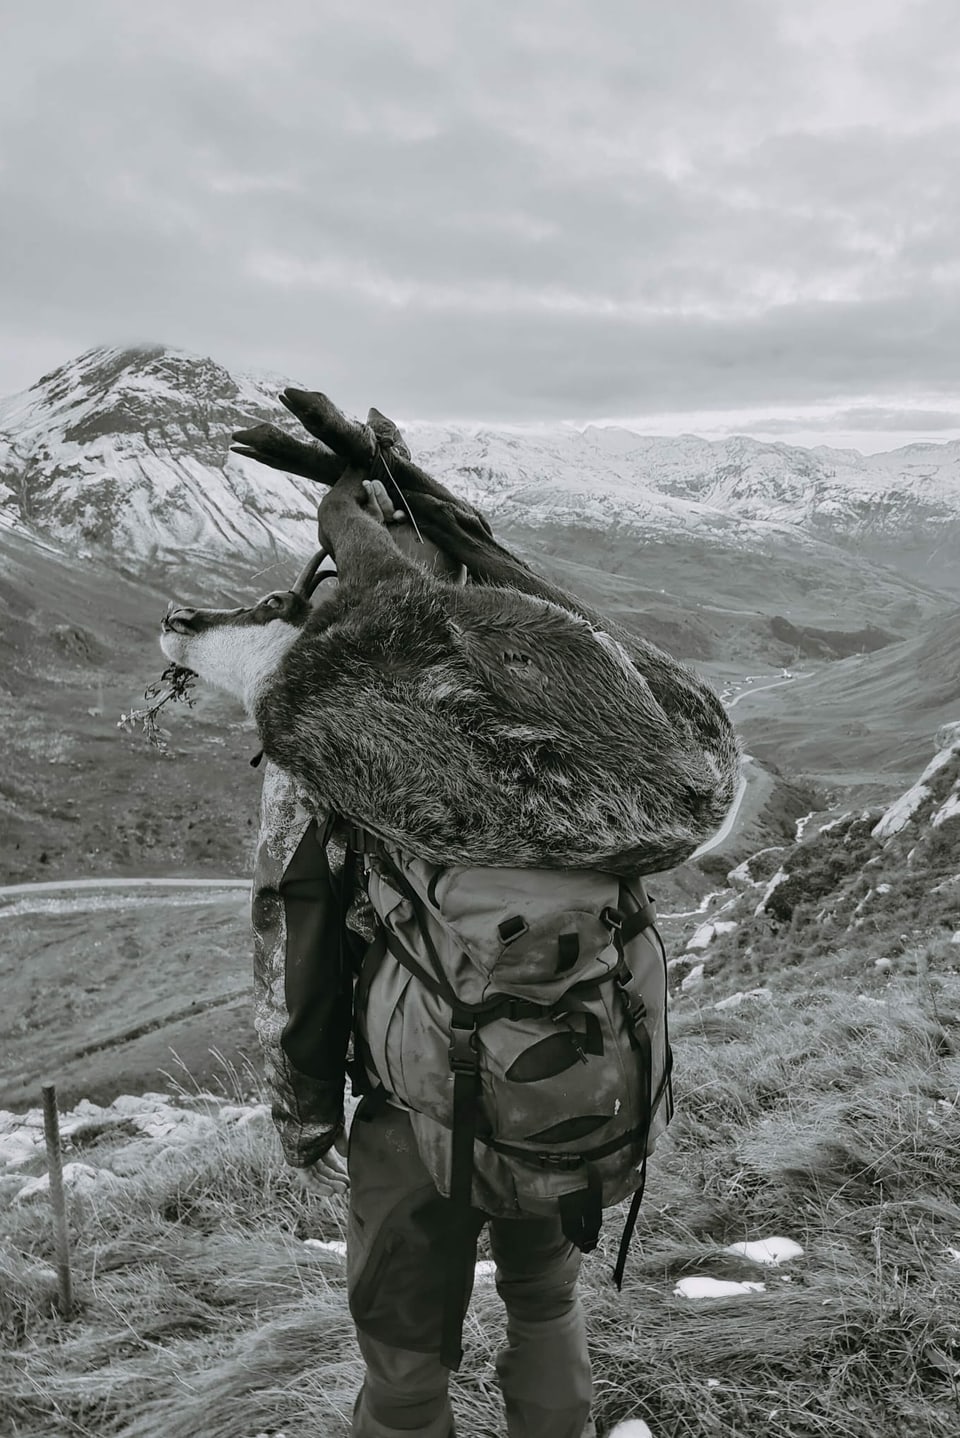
262, 593, 285, 610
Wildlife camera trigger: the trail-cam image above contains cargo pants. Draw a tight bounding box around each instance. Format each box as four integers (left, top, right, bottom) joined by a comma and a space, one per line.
347, 1096, 595, 1438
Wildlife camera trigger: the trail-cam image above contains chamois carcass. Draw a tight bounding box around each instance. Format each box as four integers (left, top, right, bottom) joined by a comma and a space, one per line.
160, 389, 740, 873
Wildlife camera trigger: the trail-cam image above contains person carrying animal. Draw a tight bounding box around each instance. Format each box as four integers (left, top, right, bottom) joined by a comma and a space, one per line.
160, 390, 741, 1438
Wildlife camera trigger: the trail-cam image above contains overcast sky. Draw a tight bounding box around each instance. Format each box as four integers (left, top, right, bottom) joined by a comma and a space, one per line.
2, 0, 959, 449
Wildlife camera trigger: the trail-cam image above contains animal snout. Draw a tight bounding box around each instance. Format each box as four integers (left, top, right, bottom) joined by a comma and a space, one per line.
162, 604, 200, 635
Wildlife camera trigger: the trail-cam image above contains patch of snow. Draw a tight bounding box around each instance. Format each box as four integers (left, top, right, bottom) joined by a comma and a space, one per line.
951, 932, 960, 945
16, 1162, 126, 1203
935, 721, 960, 751
817, 812, 852, 836
606, 1422, 654, 1438
660, 888, 729, 919
673, 1276, 766, 1298
302, 1239, 347, 1256
947, 1247, 960, 1263
755, 867, 788, 916
932, 791, 960, 828
873, 744, 959, 839
724, 1237, 804, 1265
727, 858, 758, 886
794, 811, 815, 842
685, 917, 738, 952
714, 987, 772, 1011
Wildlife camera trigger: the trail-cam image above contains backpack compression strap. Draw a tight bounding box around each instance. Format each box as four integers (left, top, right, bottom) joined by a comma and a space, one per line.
441, 1007, 481, 1371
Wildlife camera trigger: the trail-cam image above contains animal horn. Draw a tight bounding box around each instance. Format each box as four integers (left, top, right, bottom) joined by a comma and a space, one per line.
289, 548, 333, 599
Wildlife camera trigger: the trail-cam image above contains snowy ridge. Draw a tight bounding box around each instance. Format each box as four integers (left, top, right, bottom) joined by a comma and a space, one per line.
2, 344, 960, 569
403, 419, 960, 527
0, 345, 321, 564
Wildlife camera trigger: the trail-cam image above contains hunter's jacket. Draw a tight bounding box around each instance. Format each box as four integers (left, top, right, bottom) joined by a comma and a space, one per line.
251, 762, 371, 1166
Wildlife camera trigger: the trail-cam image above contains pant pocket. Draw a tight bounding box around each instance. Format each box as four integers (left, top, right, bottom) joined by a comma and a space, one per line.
349, 1186, 477, 1354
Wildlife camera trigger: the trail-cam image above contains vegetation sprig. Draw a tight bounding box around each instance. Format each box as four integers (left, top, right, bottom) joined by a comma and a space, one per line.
117, 663, 197, 753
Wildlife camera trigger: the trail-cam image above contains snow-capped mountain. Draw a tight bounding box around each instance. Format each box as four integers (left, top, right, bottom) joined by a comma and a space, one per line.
0, 345, 321, 566
404, 420, 960, 542
1, 344, 958, 583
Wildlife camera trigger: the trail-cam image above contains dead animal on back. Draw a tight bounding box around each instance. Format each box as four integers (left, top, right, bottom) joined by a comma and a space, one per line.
160, 390, 741, 873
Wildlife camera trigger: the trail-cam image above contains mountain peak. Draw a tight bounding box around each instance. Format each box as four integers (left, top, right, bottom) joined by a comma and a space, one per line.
30, 343, 241, 413
2, 346, 960, 596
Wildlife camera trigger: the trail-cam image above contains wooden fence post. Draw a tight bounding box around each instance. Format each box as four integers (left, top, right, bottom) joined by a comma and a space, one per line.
41, 1082, 74, 1319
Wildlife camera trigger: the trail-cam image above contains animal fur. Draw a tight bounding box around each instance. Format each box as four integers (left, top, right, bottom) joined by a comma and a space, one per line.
164, 395, 742, 874
262, 483, 738, 873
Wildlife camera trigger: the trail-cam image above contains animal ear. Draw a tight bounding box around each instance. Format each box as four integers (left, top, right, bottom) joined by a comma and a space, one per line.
366, 407, 411, 461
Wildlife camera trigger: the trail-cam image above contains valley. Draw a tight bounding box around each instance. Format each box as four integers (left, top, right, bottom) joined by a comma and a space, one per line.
0, 343, 957, 1120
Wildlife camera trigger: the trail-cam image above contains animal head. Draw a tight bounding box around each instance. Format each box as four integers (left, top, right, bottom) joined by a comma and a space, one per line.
160, 550, 331, 712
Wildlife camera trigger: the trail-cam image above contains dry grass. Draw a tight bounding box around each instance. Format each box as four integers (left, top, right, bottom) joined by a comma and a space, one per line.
3, 954, 960, 1438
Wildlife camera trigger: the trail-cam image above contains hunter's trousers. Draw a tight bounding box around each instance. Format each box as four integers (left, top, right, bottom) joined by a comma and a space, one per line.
347, 1097, 594, 1438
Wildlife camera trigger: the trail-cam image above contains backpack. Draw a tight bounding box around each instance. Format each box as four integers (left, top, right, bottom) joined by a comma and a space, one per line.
341, 828, 674, 1368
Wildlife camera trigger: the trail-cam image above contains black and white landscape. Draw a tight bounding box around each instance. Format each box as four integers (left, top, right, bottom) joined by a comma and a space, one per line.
1, 341, 957, 1105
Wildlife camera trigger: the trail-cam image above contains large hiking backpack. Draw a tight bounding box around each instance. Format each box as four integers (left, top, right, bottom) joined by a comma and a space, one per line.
343, 827, 674, 1370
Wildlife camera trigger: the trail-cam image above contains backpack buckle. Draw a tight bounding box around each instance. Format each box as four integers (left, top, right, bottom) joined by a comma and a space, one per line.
601, 906, 624, 932
449, 1020, 480, 1073
614, 960, 647, 1021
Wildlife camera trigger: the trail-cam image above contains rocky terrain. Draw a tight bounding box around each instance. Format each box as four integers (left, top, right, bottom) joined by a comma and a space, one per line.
664, 719, 960, 996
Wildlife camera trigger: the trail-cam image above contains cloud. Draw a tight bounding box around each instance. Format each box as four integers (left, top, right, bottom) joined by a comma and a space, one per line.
1, 0, 959, 433
745, 405, 960, 435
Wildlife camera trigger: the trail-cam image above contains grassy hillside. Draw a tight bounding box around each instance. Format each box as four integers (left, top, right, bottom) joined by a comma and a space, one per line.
0, 892, 255, 1111
734, 612, 960, 785
0, 526, 268, 884
2, 937, 959, 1438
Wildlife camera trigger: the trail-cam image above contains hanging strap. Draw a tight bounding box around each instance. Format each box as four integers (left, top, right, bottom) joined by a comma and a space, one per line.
606, 888, 658, 1288
440, 1008, 481, 1371
612, 1156, 647, 1290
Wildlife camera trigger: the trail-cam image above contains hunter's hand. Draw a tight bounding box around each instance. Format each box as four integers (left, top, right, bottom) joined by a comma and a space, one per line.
362, 476, 407, 526
317, 469, 408, 553
295, 1129, 349, 1199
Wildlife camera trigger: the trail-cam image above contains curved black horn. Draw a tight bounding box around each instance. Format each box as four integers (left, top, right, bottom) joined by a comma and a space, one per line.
289, 548, 334, 599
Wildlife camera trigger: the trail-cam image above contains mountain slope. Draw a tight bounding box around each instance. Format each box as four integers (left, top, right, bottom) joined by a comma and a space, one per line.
733, 610, 960, 781
1, 346, 955, 630
0, 522, 264, 885
0, 345, 320, 568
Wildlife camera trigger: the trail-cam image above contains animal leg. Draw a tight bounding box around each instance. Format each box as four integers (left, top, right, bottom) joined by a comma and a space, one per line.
317, 466, 424, 599
230, 423, 347, 487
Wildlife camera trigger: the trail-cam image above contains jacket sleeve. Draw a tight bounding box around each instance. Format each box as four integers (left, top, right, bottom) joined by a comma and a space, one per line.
251, 762, 354, 1166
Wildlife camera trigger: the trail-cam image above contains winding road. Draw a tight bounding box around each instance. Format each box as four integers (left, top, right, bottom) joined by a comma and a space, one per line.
0, 876, 250, 899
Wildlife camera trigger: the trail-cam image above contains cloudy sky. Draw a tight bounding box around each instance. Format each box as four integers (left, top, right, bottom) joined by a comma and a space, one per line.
2, 0, 959, 449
